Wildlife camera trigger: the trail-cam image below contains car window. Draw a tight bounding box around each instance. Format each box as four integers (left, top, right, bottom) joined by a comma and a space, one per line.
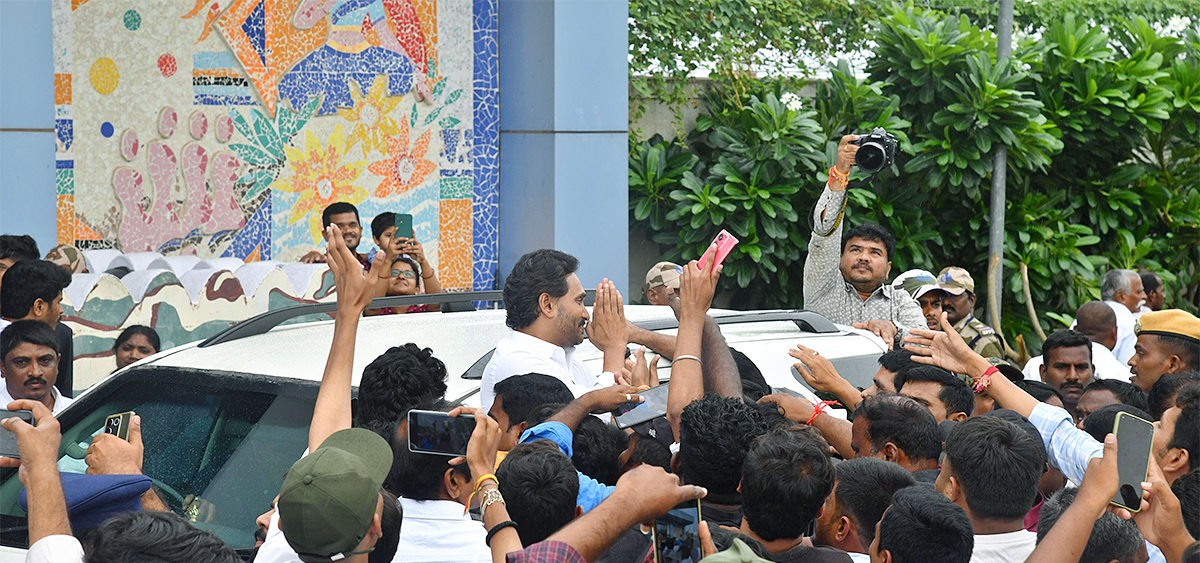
0, 367, 313, 551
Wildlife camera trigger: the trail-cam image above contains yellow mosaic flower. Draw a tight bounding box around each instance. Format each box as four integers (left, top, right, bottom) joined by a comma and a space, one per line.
338, 75, 402, 155
272, 125, 367, 243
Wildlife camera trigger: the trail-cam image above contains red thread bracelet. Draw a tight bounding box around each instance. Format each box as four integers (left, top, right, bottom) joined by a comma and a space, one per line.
975, 366, 999, 393
807, 400, 841, 426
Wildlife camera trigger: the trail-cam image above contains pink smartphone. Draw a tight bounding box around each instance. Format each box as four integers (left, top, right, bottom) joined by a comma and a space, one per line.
699, 230, 739, 271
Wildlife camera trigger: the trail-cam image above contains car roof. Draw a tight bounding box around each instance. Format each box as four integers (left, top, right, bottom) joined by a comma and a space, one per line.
136, 305, 888, 406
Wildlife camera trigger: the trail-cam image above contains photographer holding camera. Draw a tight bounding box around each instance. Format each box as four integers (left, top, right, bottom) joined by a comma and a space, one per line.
803, 132, 923, 349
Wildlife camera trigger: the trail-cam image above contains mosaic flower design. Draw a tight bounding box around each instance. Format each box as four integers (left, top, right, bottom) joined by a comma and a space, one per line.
338, 75, 402, 155
368, 116, 436, 198
272, 125, 367, 243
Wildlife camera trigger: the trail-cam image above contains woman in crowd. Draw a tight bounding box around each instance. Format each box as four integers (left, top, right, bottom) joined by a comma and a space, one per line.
376, 237, 442, 314
113, 325, 161, 370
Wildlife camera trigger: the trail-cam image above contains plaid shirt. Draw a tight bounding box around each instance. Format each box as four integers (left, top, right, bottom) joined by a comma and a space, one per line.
506, 541, 585, 563
803, 185, 925, 341
1028, 402, 1103, 485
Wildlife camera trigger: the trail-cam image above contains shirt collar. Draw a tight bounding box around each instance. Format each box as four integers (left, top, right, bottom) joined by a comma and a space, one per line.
510, 331, 571, 364
843, 280, 892, 300
398, 498, 472, 521
0, 383, 62, 413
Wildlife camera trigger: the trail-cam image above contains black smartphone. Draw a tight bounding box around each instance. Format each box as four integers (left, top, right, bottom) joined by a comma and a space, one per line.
0, 410, 35, 458
653, 499, 703, 563
613, 383, 670, 429
408, 410, 474, 456
104, 411, 134, 441
394, 213, 414, 240
1112, 411, 1154, 512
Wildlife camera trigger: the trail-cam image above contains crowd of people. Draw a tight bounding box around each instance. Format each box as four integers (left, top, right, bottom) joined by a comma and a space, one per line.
1, 134, 1198, 563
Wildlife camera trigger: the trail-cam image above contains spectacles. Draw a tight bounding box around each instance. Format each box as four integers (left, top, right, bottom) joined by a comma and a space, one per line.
391, 270, 416, 279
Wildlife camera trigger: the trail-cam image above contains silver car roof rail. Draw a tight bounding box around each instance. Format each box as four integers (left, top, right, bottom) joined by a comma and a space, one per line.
637, 310, 839, 334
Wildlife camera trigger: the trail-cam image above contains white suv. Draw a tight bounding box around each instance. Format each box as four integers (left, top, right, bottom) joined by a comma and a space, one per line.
0, 293, 886, 561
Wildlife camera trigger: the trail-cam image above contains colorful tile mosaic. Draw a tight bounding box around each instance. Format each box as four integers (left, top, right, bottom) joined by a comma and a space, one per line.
53, 0, 498, 292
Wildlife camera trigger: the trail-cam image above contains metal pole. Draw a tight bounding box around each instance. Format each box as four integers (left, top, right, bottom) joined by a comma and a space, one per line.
988, 0, 1014, 331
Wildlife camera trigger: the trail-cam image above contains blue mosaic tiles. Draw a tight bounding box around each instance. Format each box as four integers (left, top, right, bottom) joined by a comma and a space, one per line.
472, 0, 499, 291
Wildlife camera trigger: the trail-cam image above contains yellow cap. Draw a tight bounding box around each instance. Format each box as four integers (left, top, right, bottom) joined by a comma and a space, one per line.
1135, 309, 1200, 345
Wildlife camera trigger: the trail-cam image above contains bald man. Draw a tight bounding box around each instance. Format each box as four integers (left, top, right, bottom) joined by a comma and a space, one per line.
1023, 301, 1133, 382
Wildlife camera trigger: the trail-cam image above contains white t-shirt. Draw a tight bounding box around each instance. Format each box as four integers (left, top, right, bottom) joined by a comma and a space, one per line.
970, 530, 1037, 563
1022, 341, 1132, 383
391, 497, 491, 563
480, 331, 614, 412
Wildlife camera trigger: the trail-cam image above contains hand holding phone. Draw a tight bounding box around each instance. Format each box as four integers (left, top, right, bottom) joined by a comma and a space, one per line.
408, 409, 475, 456
393, 213, 414, 240
0, 410, 35, 458
104, 412, 135, 441
654, 500, 703, 563
698, 230, 738, 272
1111, 412, 1154, 512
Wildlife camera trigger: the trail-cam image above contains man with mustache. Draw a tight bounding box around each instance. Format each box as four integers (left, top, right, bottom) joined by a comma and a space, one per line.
805, 135, 924, 349
1037, 329, 1094, 416
1, 320, 73, 415
937, 267, 1006, 361
480, 249, 628, 412
300, 202, 370, 267
1100, 269, 1145, 364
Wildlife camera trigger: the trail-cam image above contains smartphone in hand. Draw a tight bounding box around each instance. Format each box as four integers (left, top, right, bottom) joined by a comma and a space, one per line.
1111, 411, 1154, 512
613, 383, 670, 429
653, 499, 703, 563
698, 230, 738, 271
407, 409, 475, 456
394, 213, 414, 240
0, 410, 35, 458
104, 411, 135, 441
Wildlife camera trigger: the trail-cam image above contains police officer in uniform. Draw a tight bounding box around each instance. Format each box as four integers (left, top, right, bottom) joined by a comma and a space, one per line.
937, 267, 1007, 359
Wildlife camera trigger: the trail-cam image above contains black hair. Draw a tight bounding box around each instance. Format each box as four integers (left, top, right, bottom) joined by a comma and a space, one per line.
1157, 334, 1200, 372
979, 410, 1046, 465
877, 349, 916, 375
391, 255, 422, 282
113, 325, 161, 354
943, 416, 1045, 520
371, 212, 396, 240
841, 223, 895, 261
625, 432, 672, 473
1082, 378, 1148, 413
572, 415, 627, 486
1016, 379, 1066, 405
502, 249, 580, 330
1041, 329, 1094, 365
84, 511, 239, 563
678, 394, 773, 495
729, 347, 770, 402
371, 488, 402, 563
1149, 371, 1200, 421
1, 319, 59, 360
1141, 271, 1162, 294
524, 403, 569, 428
358, 344, 448, 430
322, 202, 360, 228
1081, 403, 1153, 442
740, 426, 835, 542
0, 259, 71, 319
832, 458, 917, 547
852, 394, 941, 462
1170, 469, 1200, 539
1184, 541, 1200, 563
0, 235, 39, 262
877, 485, 973, 563
1170, 383, 1200, 472
894, 365, 975, 419
1037, 487, 1142, 563
385, 401, 470, 500
492, 374, 575, 429
496, 440, 580, 546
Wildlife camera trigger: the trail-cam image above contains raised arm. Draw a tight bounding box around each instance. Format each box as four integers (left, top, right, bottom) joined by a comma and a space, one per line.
758, 393, 855, 459
309, 224, 396, 451
0, 400, 71, 545
791, 343, 862, 409
804, 136, 859, 305
547, 385, 645, 433
627, 322, 676, 360
666, 243, 722, 441
1025, 434, 1124, 563
588, 279, 630, 376
404, 237, 443, 312
700, 316, 742, 399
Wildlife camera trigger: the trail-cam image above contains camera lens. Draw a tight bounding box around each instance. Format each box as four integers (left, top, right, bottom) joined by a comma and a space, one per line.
856, 143, 885, 173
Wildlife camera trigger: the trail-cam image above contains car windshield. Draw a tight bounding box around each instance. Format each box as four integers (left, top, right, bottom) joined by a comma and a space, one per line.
0, 367, 314, 551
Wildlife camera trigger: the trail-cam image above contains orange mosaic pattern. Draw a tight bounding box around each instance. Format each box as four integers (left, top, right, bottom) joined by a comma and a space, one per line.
438, 198, 472, 290
55, 74, 72, 105
56, 196, 74, 244
214, 0, 327, 117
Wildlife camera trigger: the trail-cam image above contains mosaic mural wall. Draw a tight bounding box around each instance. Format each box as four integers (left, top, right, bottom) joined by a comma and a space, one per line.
52, 0, 499, 293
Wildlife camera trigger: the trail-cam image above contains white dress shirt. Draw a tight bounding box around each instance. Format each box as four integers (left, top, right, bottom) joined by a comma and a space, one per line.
970, 530, 1037, 563
1021, 341, 1132, 383
0, 383, 73, 416
1106, 300, 1138, 364
480, 331, 615, 412
391, 497, 491, 563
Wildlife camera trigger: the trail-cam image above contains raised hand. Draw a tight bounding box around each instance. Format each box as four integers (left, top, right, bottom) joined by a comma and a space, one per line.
758, 393, 816, 424
403, 237, 428, 267
1130, 456, 1194, 553
584, 385, 645, 413
852, 319, 897, 350
680, 242, 722, 320
0, 400, 61, 483
611, 464, 707, 524
86, 414, 144, 475
903, 312, 992, 379
326, 224, 391, 315
630, 347, 651, 388
791, 344, 848, 394
588, 279, 628, 352
448, 406, 501, 479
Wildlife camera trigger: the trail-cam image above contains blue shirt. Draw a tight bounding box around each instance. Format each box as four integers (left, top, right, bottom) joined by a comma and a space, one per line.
519, 421, 615, 512
1028, 402, 1103, 485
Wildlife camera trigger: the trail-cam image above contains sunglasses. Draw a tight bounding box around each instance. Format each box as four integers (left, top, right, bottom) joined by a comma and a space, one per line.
391, 270, 416, 279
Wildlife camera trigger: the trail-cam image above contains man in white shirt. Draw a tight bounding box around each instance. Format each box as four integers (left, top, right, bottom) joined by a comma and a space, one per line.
1023, 301, 1133, 382
481, 249, 628, 412
1, 320, 73, 416
1100, 269, 1145, 364
936, 416, 1043, 563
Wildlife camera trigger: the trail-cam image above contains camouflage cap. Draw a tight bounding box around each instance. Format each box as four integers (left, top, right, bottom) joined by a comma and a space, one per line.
892, 269, 945, 299
938, 267, 975, 296
644, 261, 682, 293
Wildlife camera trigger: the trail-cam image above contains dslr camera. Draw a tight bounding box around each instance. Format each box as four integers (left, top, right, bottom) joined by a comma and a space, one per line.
850, 128, 897, 174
